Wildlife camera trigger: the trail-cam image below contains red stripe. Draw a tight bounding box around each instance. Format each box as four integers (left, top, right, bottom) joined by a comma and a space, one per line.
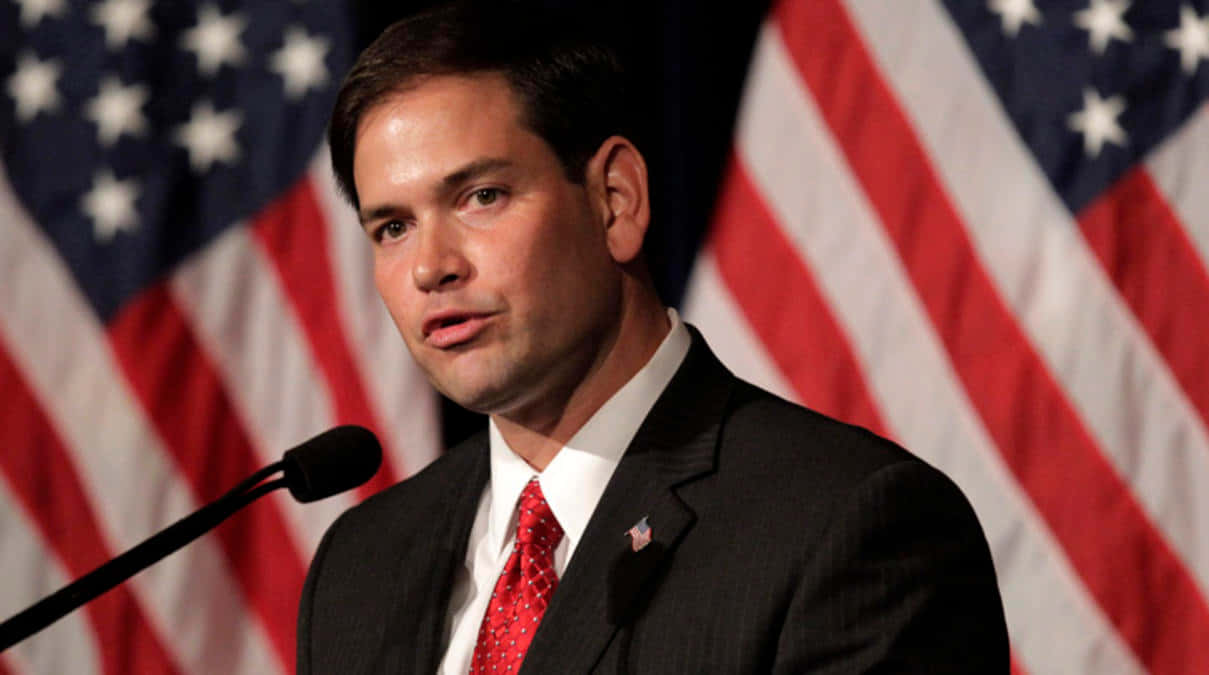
714, 130, 1044, 673
250, 176, 402, 496
709, 155, 888, 437
1078, 167, 1209, 434
107, 286, 305, 672
774, 0, 1209, 671
0, 336, 181, 675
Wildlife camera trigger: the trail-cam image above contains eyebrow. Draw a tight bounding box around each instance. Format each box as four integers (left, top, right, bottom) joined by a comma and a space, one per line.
358, 157, 514, 226
441, 157, 513, 190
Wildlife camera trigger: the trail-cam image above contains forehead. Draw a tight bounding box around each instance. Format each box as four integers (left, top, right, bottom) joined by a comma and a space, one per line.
353, 74, 529, 183
363, 72, 525, 133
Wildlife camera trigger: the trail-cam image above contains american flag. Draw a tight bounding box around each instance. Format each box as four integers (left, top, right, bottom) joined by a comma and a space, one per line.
626, 515, 652, 552
0, 1, 440, 673
684, 1, 1209, 673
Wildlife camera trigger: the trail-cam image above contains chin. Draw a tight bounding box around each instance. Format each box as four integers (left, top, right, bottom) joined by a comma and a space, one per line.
434, 364, 551, 417
431, 373, 514, 414
444, 389, 517, 416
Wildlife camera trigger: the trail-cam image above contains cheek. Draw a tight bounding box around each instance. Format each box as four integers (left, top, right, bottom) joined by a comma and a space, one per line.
373, 255, 414, 321
486, 231, 570, 307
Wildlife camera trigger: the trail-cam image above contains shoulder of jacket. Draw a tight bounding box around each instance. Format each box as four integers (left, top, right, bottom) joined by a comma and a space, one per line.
334, 427, 488, 527
719, 378, 923, 483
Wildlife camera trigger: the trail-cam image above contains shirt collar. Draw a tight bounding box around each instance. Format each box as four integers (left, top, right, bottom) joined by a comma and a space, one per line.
485, 308, 692, 558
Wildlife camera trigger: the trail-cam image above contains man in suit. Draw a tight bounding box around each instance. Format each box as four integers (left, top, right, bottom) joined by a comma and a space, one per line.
298, 2, 1009, 672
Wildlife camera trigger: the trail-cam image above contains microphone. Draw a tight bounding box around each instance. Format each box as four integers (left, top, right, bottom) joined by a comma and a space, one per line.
0, 425, 382, 652
283, 424, 382, 502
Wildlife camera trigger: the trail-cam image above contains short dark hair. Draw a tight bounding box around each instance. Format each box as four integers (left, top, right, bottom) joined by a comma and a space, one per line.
328, 1, 633, 208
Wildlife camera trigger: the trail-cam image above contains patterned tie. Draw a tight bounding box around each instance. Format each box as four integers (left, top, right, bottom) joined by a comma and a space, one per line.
470, 478, 564, 673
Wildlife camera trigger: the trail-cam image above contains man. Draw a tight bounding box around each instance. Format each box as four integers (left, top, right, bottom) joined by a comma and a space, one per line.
298, 3, 1009, 673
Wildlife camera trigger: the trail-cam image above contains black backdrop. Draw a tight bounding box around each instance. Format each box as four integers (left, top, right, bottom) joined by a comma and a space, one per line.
347, 1, 772, 447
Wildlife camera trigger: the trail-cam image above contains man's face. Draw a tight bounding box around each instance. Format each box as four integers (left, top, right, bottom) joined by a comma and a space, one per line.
353, 74, 624, 417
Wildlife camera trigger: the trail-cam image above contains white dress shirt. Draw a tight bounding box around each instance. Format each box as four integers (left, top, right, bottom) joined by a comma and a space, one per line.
437, 309, 691, 675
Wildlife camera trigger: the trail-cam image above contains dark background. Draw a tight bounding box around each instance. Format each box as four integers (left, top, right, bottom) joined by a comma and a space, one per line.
348, 1, 773, 446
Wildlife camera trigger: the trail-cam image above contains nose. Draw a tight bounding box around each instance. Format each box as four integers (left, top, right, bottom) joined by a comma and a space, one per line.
412, 222, 470, 292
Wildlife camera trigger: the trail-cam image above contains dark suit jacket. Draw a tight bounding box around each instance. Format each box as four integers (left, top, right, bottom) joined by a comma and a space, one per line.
297, 330, 1009, 673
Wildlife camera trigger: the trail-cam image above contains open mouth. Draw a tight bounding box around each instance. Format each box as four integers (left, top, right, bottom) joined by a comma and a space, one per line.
423, 311, 493, 348
424, 312, 474, 337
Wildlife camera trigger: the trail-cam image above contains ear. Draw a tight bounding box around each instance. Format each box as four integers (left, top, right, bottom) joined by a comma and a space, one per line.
586, 136, 650, 264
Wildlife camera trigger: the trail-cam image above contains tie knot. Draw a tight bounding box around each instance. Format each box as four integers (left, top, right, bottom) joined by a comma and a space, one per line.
515, 478, 563, 548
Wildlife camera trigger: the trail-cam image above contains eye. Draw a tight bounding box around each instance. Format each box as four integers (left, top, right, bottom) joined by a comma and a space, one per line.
471, 188, 501, 206
458, 187, 508, 226
374, 220, 409, 242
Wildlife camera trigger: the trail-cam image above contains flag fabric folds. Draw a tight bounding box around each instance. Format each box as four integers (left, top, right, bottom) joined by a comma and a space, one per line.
6, 0, 1209, 673
685, 1, 1209, 673
0, 1, 440, 673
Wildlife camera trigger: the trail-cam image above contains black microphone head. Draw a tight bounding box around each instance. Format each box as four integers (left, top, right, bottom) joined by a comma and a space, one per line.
282, 425, 382, 503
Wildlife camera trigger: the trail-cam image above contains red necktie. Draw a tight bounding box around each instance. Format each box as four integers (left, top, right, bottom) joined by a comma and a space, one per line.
470, 478, 564, 673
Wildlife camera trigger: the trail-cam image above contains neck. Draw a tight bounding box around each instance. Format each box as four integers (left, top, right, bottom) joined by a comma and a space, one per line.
492, 282, 669, 471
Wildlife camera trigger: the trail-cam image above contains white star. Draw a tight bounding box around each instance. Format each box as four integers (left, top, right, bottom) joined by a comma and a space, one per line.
82, 171, 140, 242
7, 53, 61, 122
91, 0, 155, 50
85, 77, 149, 146
1068, 88, 1128, 157
1073, 0, 1133, 54
175, 101, 242, 172
1165, 5, 1209, 74
270, 27, 329, 99
989, 0, 1043, 37
181, 5, 247, 76
15, 0, 66, 27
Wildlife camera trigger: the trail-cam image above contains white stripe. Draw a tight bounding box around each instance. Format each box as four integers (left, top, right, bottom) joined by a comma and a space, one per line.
1146, 102, 1209, 276
844, 0, 1209, 600
310, 154, 443, 472
0, 169, 282, 675
712, 23, 1144, 674
171, 224, 352, 557
0, 487, 99, 674
682, 253, 798, 404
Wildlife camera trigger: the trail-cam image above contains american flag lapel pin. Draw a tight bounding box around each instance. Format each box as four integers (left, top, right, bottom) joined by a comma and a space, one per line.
626, 516, 653, 552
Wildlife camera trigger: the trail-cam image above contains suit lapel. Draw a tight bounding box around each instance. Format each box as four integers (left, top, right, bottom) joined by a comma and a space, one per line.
378, 435, 489, 674
519, 329, 735, 674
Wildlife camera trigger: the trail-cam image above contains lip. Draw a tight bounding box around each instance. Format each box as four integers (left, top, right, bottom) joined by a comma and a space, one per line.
421, 310, 495, 349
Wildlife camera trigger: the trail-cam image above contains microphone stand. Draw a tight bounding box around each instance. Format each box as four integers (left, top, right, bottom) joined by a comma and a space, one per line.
0, 461, 287, 652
